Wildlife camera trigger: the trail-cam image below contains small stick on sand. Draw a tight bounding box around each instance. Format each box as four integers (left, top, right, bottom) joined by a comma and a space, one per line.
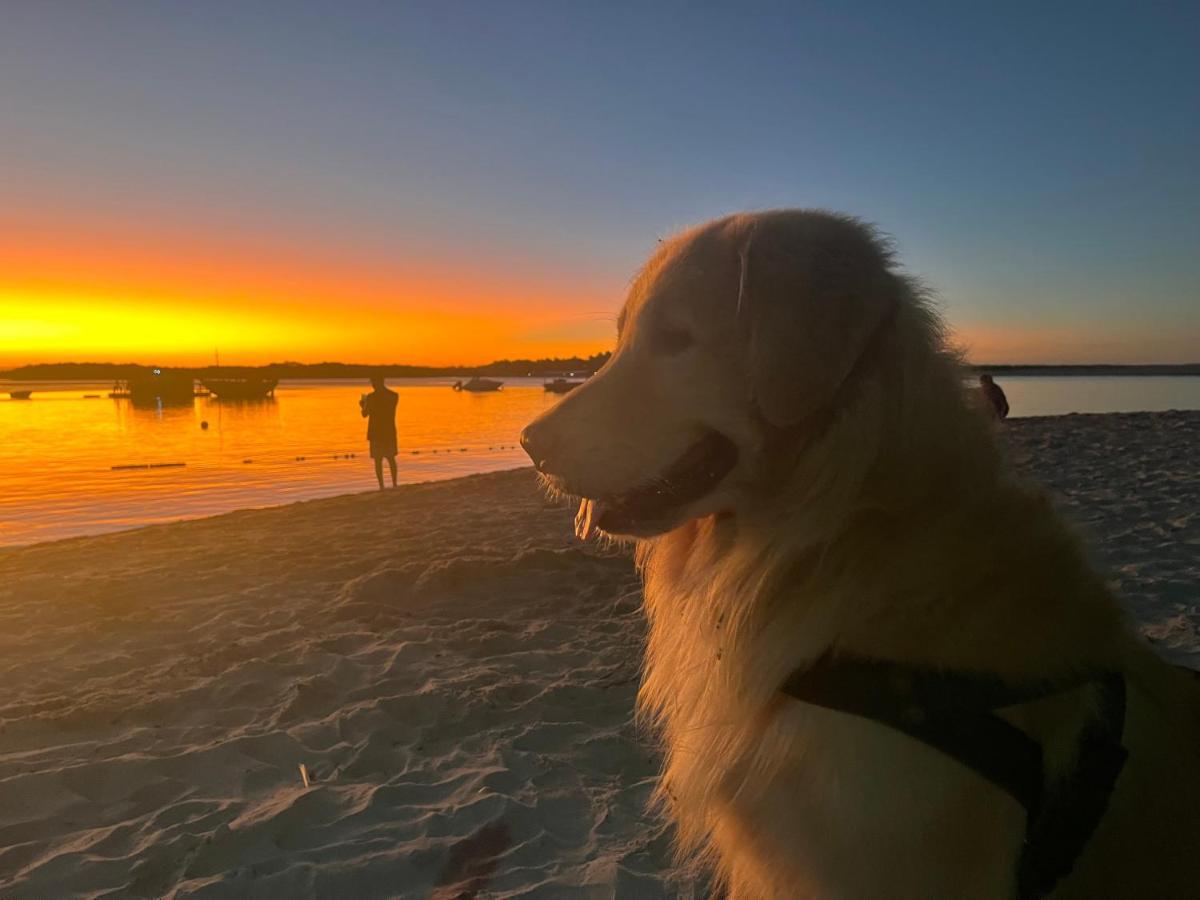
298, 763, 310, 789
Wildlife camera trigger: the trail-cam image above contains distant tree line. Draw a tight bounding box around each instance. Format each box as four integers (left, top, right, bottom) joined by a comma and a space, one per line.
6, 355, 1200, 381
476, 352, 612, 377
0, 352, 615, 381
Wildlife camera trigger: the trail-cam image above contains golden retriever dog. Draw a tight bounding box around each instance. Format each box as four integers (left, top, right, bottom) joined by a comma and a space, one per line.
520, 210, 1200, 899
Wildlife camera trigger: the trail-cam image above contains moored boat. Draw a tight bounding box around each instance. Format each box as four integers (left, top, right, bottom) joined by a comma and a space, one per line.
112, 370, 197, 405
543, 378, 583, 394
9, 390, 32, 400
453, 377, 503, 392
200, 377, 278, 401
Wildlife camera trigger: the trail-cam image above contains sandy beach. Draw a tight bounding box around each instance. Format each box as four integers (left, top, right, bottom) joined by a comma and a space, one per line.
1, 410, 1196, 898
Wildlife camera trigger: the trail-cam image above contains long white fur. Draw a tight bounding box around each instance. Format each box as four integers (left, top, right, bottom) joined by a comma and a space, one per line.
525, 210, 1200, 899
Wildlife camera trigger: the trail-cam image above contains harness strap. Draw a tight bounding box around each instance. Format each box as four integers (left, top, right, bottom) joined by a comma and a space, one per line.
780, 653, 1127, 899
1016, 672, 1127, 899
780, 655, 1059, 815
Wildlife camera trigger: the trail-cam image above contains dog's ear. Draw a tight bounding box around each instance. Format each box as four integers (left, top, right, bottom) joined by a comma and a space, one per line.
738, 214, 895, 428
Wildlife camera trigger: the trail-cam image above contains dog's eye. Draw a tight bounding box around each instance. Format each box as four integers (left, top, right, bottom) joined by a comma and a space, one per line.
651, 325, 695, 356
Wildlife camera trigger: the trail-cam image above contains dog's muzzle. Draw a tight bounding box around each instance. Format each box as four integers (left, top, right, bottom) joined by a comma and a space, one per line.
573, 430, 739, 538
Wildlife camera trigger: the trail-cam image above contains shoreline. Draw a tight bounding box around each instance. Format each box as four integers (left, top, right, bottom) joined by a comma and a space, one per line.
0, 466, 533, 555
6, 363, 1200, 382
2, 408, 1196, 554
1, 410, 1196, 896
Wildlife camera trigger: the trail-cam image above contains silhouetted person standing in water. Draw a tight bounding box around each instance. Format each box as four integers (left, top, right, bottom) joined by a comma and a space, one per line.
360, 374, 399, 489
979, 373, 1009, 420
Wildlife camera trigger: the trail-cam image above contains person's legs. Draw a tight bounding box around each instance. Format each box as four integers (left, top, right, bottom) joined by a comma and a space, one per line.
387, 455, 398, 487
374, 456, 384, 490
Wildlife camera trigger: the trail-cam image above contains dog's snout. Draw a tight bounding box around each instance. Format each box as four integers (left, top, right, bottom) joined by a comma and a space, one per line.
520, 422, 556, 473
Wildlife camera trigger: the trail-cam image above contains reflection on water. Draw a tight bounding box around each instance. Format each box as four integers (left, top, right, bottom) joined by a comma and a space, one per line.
0, 379, 562, 546
1, 375, 1198, 546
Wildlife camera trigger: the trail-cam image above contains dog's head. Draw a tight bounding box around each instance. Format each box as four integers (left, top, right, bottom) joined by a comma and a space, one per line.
521, 209, 901, 539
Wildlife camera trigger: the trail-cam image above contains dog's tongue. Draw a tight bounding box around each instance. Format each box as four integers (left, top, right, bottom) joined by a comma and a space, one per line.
574, 498, 607, 540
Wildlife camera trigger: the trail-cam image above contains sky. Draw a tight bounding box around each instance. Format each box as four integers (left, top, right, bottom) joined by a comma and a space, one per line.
2, 1, 1197, 367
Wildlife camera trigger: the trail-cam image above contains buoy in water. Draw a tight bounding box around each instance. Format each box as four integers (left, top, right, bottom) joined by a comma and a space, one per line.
200, 421, 209, 430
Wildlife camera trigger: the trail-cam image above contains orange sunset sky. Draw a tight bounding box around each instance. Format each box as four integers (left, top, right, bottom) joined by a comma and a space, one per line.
2, 5, 1197, 369
1, 214, 620, 368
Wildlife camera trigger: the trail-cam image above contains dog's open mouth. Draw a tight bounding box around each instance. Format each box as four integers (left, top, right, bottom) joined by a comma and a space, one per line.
574, 430, 739, 539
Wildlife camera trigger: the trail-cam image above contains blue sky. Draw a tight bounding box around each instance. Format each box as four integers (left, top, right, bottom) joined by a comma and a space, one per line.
2, 1, 1197, 363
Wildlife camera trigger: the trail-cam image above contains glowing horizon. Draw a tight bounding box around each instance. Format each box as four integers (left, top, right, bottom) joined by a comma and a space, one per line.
4, 219, 1195, 369
3, 212, 1196, 369
2, 6, 1196, 369
0, 214, 621, 369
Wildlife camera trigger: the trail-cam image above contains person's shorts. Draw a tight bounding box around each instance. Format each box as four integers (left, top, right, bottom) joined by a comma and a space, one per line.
370, 436, 397, 459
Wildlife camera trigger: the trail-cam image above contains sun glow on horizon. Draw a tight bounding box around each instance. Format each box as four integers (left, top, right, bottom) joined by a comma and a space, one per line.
952, 321, 1200, 367
0, 221, 619, 368
0, 287, 616, 368
3, 218, 1195, 370
7, 287, 1197, 370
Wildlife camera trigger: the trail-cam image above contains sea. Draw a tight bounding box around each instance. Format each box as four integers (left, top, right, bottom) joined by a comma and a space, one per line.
1, 375, 1198, 546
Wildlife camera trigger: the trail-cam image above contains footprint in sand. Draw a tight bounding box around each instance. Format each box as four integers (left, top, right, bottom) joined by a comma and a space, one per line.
431, 820, 512, 899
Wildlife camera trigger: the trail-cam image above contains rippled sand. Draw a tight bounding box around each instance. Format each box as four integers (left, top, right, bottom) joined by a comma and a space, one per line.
1, 411, 1196, 897
1003, 411, 1199, 667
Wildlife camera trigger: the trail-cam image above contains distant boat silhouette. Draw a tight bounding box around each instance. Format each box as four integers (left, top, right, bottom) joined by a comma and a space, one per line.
200, 377, 277, 400
111, 370, 196, 405
9, 390, 32, 400
453, 377, 503, 392
543, 378, 583, 394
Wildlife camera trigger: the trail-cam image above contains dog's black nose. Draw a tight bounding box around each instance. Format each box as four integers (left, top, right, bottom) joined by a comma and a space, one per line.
520, 423, 554, 472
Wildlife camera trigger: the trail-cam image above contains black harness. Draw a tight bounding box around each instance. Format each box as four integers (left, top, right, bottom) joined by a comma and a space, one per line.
780, 654, 1128, 899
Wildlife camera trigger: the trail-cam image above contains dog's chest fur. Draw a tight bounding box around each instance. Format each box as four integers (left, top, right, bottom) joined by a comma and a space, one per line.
637, 522, 1026, 899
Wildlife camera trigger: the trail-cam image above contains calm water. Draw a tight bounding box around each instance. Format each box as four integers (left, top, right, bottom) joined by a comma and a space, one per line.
1, 375, 1198, 546
0, 379, 560, 546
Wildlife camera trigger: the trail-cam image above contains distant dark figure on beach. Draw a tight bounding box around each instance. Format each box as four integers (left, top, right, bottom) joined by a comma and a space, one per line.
979, 373, 1009, 420
360, 375, 399, 489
